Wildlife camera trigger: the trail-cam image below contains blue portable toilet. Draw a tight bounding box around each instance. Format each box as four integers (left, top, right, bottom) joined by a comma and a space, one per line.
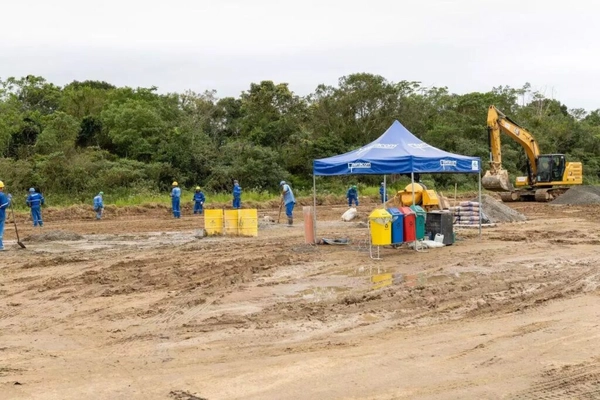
387, 208, 404, 244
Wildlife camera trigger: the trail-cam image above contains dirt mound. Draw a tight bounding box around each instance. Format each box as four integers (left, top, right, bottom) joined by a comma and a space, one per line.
478, 195, 527, 223
23, 230, 84, 242
169, 390, 208, 400
551, 186, 600, 205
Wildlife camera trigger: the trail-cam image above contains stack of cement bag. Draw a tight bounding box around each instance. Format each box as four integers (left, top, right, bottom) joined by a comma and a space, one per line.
449, 201, 490, 225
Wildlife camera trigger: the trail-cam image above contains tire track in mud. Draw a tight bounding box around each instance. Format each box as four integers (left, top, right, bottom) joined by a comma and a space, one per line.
90, 238, 314, 371
237, 255, 600, 341
4, 205, 600, 398
0, 252, 108, 322
0, 256, 157, 398
2, 237, 308, 397
512, 358, 600, 399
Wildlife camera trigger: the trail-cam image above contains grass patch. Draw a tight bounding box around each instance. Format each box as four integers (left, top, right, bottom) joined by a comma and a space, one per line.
7, 182, 484, 212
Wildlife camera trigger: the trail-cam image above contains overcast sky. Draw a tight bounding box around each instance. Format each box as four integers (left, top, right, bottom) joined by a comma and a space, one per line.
1, 0, 598, 110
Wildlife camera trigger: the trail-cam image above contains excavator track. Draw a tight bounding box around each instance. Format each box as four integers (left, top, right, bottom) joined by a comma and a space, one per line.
497, 188, 571, 203
500, 192, 520, 202
534, 189, 552, 202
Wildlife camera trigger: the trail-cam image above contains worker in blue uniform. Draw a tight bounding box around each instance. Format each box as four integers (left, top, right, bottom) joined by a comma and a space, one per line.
280, 180, 296, 226
193, 186, 205, 215
26, 187, 45, 227
346, 185, 359, 207
93, 191, 104, 220
379, 182, 388, 203
0, 181, 12, 250
232, 180, 242, 209
171, 181, 181, 218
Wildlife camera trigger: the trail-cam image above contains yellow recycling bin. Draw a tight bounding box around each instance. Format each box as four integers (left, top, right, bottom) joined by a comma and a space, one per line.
369, 208, 392, 245
204, 209, 223, 235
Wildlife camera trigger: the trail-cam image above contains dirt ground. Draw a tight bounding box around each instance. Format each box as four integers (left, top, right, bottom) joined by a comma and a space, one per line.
2, 200, 600, 399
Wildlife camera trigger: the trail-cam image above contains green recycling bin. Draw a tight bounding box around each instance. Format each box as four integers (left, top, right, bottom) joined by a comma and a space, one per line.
409, 204, 426, 240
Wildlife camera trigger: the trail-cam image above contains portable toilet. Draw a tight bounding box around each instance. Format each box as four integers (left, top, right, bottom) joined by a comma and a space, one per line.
386, 207, 404, 244
399, 207, 416, 242
409, 204, 427, 240
369, 209, 392, 245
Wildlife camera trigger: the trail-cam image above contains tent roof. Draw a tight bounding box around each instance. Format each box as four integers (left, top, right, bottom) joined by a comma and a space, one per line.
313, 120, 481, 176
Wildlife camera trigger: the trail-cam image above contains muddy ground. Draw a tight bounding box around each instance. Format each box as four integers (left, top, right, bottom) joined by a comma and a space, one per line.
1, 200, 600, 399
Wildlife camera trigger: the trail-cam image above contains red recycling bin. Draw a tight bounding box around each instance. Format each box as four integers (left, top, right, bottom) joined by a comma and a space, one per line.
400, 207, 416, 242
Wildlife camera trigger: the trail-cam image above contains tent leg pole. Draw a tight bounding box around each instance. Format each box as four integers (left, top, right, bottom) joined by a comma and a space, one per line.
313, 174, 317, 244
411, 172, 419, 251
478, 169, 482, 240
411, 172, 415, 206
383, 175, 386, 205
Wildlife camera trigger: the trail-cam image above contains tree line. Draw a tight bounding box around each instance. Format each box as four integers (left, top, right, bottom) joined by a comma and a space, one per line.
1, 74, 598, 201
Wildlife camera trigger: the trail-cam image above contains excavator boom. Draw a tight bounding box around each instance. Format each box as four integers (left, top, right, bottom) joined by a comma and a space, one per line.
483, 106, 541, 193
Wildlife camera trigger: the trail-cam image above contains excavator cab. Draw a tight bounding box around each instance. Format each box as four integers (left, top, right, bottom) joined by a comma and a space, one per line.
536, 154, 566, 184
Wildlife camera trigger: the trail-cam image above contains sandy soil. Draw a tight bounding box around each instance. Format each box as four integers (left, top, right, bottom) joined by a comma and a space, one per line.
2, 201, 600, 399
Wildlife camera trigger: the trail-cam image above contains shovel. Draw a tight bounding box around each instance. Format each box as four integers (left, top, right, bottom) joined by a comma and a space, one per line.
10, 202, 26, 249
277, 200, 283, 223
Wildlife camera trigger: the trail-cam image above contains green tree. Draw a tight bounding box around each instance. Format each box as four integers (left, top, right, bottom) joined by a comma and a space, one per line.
239, 81, 306, 148
101, 99, 167, 161
35, 112, 80, 154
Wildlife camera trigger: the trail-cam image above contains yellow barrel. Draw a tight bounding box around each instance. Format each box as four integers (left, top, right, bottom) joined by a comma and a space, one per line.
224, 210, 240, 235
238, 209, 258, 237
369, 208, 392, 245
204, 209, 223, 235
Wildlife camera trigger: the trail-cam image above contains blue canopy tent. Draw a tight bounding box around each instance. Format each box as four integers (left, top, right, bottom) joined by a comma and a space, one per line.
311, 120, 483, 240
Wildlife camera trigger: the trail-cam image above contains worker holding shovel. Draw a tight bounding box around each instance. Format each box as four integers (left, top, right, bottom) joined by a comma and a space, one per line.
0, 181, 12, 250
280, 180, 296, 226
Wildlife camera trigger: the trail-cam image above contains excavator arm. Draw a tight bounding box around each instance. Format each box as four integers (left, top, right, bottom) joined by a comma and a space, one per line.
483, 105, 541, 192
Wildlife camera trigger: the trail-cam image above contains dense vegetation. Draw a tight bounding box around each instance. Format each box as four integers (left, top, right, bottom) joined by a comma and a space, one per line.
1, 74, 599, 203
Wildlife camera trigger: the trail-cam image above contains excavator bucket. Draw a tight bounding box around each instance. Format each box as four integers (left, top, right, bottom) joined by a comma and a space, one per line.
482, 169, 514, 192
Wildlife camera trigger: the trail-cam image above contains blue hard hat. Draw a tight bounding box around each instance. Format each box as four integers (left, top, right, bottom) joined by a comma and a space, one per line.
29, 187, 35, 192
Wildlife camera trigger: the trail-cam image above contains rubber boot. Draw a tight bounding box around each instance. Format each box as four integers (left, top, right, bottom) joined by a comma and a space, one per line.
287, 217, 293, 226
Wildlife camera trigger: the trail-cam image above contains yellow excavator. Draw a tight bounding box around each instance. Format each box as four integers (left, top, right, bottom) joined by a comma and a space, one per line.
482, 105, 583, 202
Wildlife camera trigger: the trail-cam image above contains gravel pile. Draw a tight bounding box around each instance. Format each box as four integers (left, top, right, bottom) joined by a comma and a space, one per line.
551, 186, 600, 205
476, 195, 527, 223
258, 221, 277, 230
22, 230, 84, 242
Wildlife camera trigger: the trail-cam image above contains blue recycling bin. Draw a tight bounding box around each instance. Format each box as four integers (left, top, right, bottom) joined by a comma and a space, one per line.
387, 208, 404, 244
